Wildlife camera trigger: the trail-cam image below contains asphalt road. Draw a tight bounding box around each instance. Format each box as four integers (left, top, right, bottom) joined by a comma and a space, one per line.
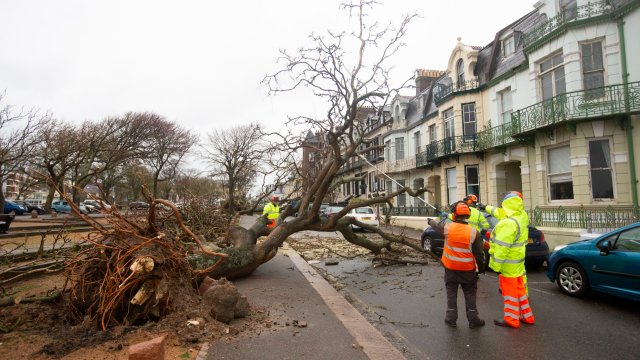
241, 216, 639, 360
315, 258, 640, 360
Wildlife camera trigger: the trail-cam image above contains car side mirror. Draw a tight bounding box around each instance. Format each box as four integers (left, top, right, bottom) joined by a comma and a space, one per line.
599, 240, 611, 256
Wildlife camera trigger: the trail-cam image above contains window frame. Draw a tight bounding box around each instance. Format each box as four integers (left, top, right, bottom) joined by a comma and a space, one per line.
539, 52, 566, 101
547, 144, 574, 202
502, 35, 515, 58
395, 137, 405, 160
446, 167, 457, 205
461, 102, 477, 141
414, 131, 421, 154
443, 108, 455, 139
465, 165, 480, 201
498, 88, 513, 125
429, 124, 437, 144
581, 40, 606, 100
456, 59, 465, 86
588, 137, 616, 201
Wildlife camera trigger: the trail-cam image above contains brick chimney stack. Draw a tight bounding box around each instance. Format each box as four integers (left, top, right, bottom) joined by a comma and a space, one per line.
415, 69, 445, 96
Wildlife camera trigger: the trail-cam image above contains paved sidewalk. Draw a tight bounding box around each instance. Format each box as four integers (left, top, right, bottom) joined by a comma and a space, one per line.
202, 245, 405, 360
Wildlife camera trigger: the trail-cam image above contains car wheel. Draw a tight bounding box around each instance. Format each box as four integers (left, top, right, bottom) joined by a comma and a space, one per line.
422, 236, 433, 252
556, 261, 589, 297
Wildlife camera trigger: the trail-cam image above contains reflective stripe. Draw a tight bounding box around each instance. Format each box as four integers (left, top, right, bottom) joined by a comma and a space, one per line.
519, 295, 529, 302
521, 312, 534, 319
492, 254, 525, 264
520, 303, 530, 310
445, 244, 472, 253
504, 312, 519, 320
504, 304, 519, 312
503, 295, 519, 302
443, 253, 475, 262
491, 237, 527, 248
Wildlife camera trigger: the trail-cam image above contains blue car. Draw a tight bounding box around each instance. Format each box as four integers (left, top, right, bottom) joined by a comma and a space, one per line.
546, 222, 640, 301
3, 200, 26, 215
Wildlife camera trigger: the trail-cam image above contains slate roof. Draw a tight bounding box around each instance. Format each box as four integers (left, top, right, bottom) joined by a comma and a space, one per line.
481, 9, 547, 83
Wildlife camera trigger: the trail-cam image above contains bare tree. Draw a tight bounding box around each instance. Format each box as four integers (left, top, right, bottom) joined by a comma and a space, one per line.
202, 123, 265, 212
30, 120, 84, 212
197, 0, 427, 279
142, 114, 198, 197
68, 112, 159, 203
0, 94, 49, 210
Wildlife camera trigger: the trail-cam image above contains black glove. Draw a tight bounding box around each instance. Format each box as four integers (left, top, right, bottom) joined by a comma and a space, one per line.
477, 203, 486, 211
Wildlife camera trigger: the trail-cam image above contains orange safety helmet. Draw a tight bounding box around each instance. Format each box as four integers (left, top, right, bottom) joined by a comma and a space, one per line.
450, 201, 471, 220
465, 194, 478, 205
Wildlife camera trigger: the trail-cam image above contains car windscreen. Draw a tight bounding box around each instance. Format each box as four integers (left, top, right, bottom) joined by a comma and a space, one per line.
354, 208, 374, 214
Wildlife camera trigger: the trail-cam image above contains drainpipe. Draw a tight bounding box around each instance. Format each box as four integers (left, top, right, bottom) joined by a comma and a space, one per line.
618, 18, 638, 208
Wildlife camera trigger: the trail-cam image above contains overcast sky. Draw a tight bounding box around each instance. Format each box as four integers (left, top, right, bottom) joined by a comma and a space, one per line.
1, 0, 535, 138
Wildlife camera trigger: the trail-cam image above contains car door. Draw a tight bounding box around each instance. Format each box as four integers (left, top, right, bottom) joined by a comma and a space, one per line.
591, 226, 640, 299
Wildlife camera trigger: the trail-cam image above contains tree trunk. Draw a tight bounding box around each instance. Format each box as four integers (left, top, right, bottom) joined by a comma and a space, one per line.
201, 216, 390, 280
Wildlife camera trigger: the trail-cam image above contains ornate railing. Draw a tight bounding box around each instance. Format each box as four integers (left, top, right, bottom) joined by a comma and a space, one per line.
385, 206, 442, 217
433, 78, 480, 104
522, 0, 621, 49
476, 122, 517, 150
528, 205, 640, 233
415, 136, 478, 167
512, 81, 640, 135
385, 205, 640, 233
379, 157, 416, 173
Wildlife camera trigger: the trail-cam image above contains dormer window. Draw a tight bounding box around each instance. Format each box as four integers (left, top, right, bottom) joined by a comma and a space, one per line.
502, 35, 515, 57
560, 0, 577, 20
456, 59, 465, 85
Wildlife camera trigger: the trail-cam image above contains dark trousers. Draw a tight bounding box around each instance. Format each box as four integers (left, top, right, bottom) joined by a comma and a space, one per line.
444, 268, 480, 322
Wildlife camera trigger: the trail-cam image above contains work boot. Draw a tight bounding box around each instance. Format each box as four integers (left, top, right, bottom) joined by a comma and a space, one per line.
444, 319, 457, 328
494, 319, 519, 328
469, 318, 485, 329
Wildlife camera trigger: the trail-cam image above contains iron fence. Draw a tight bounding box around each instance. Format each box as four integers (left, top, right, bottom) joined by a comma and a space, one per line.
385, 205, 640, 233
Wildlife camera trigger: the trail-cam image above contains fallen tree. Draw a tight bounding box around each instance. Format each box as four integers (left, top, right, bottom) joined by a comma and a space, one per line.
193, 0, 439, 279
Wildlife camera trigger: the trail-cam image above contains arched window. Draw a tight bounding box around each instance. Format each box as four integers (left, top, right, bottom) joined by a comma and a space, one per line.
456, 59, 465, 85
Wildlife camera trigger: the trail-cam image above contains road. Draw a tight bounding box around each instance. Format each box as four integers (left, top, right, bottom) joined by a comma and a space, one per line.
242, 216, 640, 359
313, 256, 640, 360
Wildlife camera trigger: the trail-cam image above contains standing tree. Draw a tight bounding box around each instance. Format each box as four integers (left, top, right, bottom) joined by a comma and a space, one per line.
0, 93, 49, 211
68, 112, 159, 204
30, 119, 84, 213
202, 123, 265, 212
142, 114, 198, 197
196, 0, 428, 279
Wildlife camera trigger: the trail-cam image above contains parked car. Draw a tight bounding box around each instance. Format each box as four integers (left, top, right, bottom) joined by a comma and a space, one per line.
83, 199, 112, 212
421, 212, 548, 270
3, 200, 26, 215
52, 201, 90, 214
321, 205, 344, 219
546, 222, 640, 301
346, 207, 380, 230
129, 201, 150, 210
12, 200, 45, 215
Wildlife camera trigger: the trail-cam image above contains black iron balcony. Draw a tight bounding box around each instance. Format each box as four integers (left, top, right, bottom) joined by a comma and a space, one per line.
522, 0, 635, 50
415, 136, 478, 167
433, 78, 480, 104
512, 81, 640, 136
476, 122, 517, 151
476, 81, 640, 145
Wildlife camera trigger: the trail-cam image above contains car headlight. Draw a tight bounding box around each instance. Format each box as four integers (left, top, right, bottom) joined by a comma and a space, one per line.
553, 244, 568, 252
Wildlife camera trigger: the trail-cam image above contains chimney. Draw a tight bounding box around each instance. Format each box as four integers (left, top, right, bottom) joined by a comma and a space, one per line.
415, 69, 444, 96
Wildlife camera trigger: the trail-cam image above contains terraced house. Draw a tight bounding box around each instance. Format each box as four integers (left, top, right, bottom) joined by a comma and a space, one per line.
350, 0, 640, 242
